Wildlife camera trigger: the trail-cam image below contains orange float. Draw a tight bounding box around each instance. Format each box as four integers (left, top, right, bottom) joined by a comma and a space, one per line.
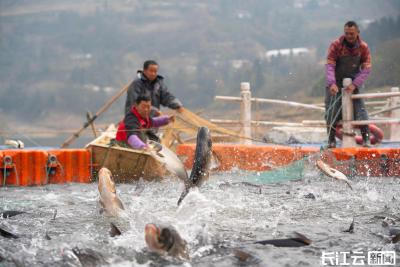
335, 124, 384, 145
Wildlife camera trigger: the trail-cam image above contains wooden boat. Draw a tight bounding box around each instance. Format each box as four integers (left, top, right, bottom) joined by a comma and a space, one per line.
86, 125, 188, 183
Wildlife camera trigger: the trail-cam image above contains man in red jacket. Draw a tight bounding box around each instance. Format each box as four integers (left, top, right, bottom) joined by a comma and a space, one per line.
325, 21, 372, 148
116, 95, 174, 150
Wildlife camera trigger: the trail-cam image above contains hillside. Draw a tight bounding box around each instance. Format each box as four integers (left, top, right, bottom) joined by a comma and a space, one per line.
0, 0, 399, 136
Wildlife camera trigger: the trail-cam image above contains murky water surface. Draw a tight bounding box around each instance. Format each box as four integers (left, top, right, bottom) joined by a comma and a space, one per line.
0, 165, 399, 267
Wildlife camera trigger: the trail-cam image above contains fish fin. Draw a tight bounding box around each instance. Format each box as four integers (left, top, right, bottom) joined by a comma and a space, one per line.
115, 197, 124, 210
177, 188, 189, 206
110, 223, 122, 237
346, 181, 353, 190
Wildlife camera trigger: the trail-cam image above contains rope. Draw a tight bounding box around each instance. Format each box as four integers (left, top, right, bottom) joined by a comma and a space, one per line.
325, 93, 343, 139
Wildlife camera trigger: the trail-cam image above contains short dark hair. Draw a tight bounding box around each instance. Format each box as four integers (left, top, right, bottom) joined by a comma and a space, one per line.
135, 94, 151, 104
344, 21, 359, 30
143, 60, 158, 70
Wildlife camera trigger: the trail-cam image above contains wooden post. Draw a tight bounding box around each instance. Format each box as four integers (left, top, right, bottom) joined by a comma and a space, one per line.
342, 78, 356, 147
240, 82, 252, 145
389, 87, 400, 141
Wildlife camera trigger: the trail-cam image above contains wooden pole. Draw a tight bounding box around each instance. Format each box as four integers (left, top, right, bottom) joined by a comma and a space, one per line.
351, 118, 400, 126
240, 82, 252, 145
86, 111, 97, 138
60, 82, 131, 148
342, 78, 356, 147
389, 87, 400, 141
215, 96, 324, 111
351, 91, 400, 99
369, 104, 400, 116
211, 119, 304, 127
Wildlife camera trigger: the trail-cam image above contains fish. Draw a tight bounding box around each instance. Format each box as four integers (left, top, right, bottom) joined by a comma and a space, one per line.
97, 167, 124, 216
254, 232, 311, 247
144, 223, 189, 260
0, 226, 18, 239
177, 127, 212, 205
0, 210, 26, 219
316, 160, 353, 190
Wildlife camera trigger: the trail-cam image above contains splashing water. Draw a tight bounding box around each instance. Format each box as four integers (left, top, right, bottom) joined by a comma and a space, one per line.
0, 167, 399, 266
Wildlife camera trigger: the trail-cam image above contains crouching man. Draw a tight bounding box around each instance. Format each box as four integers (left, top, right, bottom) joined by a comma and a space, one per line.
116, 95, 174, 150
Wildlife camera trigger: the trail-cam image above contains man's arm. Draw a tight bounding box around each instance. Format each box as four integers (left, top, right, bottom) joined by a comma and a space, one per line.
325, 42, 338, 88
353, 44, 372, 88
151, 115, 173, 128
159, 81, 183, 110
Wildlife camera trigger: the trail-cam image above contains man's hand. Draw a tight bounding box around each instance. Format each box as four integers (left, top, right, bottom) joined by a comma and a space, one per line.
168, 115, 175, 123
345, 84, 356, 93
329, 84, 339, 96
154, 110, 162, 117
177, 107, 185, 113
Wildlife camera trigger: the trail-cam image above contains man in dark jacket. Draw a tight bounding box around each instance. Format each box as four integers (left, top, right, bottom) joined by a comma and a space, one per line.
325, 21, 372, 148
125, 60, 184, 116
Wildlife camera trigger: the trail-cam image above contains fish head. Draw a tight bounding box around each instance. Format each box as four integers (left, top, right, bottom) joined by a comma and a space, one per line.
145, 224, 168, 254
144, 224, 188, 258
98, 167, 116, 195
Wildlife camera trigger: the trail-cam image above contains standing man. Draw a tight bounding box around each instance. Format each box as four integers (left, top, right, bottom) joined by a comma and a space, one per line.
125, 60, 184, 116
325, 21, 372, 148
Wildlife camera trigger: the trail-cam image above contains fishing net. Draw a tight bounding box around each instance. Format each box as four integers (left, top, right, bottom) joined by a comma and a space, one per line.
161, 108, 244, 148
245, 157, 309, 184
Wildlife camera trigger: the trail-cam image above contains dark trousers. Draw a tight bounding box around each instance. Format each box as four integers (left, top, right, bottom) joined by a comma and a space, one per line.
324, 87, 369, 140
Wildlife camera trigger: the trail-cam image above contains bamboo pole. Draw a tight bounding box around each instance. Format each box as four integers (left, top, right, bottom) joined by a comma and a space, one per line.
215, 96, 324, 111
60, 82, 131, 148
351, 91, 400, 99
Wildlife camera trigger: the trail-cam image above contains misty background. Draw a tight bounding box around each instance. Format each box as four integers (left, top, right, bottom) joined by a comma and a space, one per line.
0, 0, 399, 145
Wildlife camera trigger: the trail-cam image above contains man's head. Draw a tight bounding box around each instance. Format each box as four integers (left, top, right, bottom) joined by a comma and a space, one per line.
143, 60, 158, 81
135, 95, 152, 118
344, 21, 360, 44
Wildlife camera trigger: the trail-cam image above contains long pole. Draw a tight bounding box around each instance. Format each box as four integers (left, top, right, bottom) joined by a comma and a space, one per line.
215, 96, 324, 111
60, 82, 131, 148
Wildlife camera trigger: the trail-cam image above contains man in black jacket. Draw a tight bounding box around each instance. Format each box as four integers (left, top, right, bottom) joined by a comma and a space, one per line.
124, 60, 184, 116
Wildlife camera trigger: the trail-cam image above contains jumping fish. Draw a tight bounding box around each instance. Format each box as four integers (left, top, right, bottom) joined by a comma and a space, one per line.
97, 167, 124, 216
316, 160, 353, 190
177, 127, 212, 205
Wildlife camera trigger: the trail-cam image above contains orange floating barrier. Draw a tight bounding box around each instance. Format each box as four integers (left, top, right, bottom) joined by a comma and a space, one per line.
46, 149, 91, 184
177, 144, 319, 171
0, 149, 91, 187
176, 144, 400, 177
